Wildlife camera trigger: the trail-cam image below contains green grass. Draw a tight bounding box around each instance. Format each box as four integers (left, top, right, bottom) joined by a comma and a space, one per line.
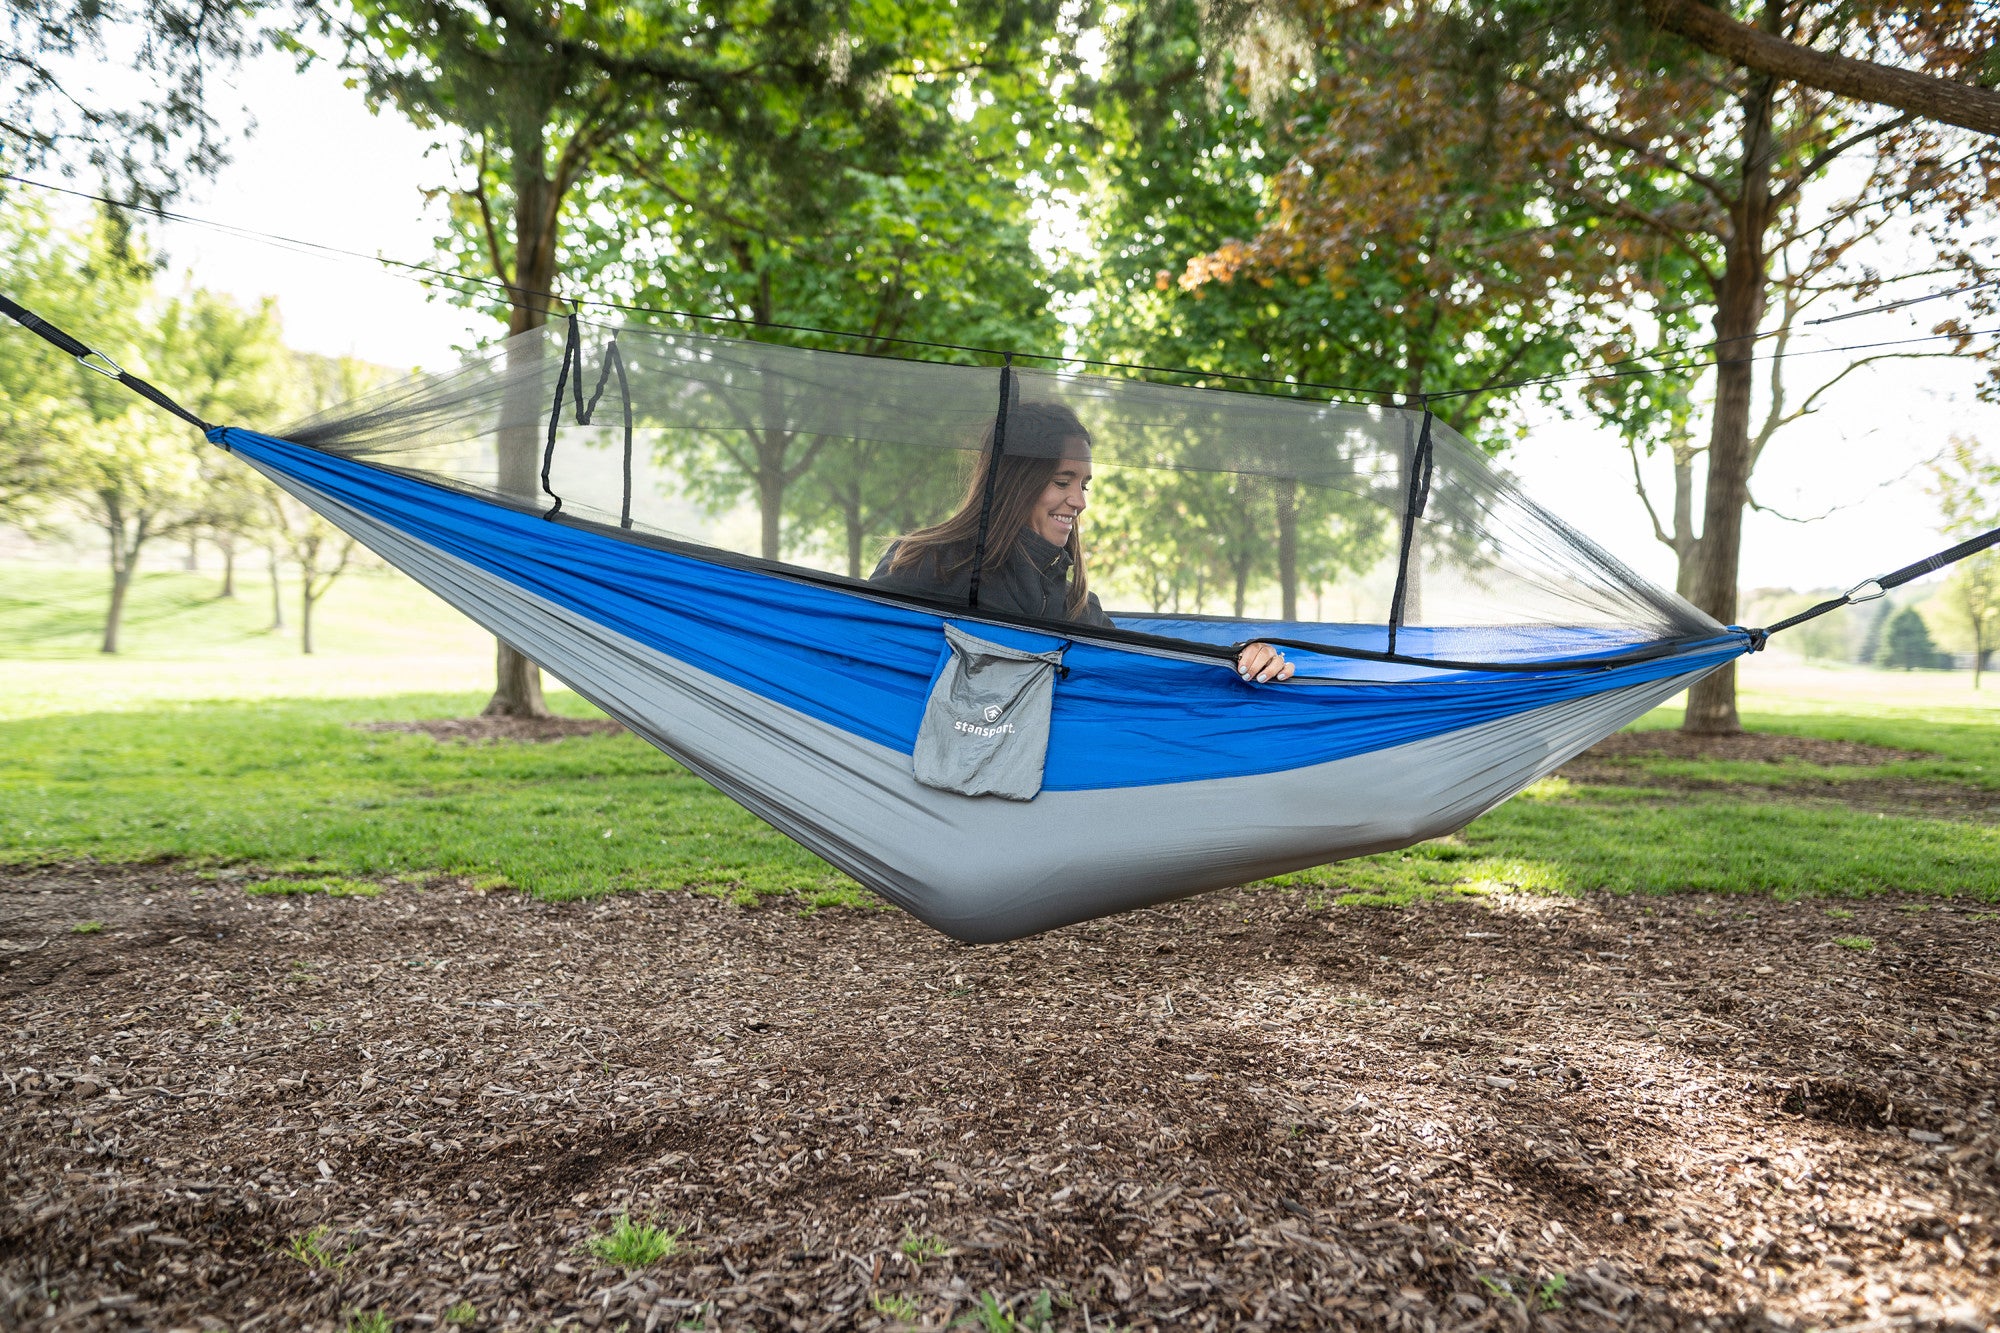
0, 560, 489, 662
0, 691, 864, 905
871, 1293, 922, 1322
0, 561, 496, 721
584, 1215, 684, 1268
956, 1291, 1059, 1333
6, 681, 1992, 910
68, 920, 103, 933
899, 1230, 949, 1263
283, 1225, 346, 1269
245, 876, 384, 898
4, 559, 1997, 912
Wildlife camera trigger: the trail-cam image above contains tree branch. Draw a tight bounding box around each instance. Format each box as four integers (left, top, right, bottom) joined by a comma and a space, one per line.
470, 138, 510, 288
1626, 437, 1675, 549
1641, 0, 2000, 137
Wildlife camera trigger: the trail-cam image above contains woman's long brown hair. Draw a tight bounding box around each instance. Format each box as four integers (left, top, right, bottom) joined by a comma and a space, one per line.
884, 401, 1094, 618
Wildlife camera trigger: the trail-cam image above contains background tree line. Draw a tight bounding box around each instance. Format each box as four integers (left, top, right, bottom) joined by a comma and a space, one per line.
6, 0, 2000, 719
0, 194, 381, 654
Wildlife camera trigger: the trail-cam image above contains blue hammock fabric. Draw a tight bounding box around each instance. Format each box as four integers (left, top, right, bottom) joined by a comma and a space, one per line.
219, 428, 1749, 790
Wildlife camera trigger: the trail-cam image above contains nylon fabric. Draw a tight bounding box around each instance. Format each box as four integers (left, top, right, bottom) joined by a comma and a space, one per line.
233, 444, 1718, 941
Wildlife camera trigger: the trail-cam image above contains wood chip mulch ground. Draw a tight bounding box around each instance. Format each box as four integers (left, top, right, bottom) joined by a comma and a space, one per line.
4, 862, 1996, 1332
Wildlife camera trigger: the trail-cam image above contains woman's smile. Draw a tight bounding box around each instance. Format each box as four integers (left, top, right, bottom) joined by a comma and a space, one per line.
1031, 451, 1092, 546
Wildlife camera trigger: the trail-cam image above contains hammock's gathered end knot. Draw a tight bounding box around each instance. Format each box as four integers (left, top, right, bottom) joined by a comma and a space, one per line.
1745, 627, 1770, 653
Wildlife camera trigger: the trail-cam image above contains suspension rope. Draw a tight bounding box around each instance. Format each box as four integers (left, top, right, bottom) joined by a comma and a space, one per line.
15, 169, 1986, 411
0, 292, 215, 434
1746, 525, 2000, 649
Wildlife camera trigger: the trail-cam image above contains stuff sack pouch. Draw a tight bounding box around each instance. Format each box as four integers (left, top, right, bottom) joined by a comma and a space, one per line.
912, 624, 1066, 800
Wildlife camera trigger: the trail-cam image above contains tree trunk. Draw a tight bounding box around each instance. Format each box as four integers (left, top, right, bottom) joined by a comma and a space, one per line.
101, 498, 143, 655
483, 114, 562, 719
219, 536, 236, 598
489, 637, 549, 714
267, 544, 284, 630
844, 499, 864, 579
1684, 74, 1779, 736
1671, 446, 1699, 599
759, 460, 785, 561
301, 584, 317, 655
103, 564, 131, 654
103, 547, 135, 654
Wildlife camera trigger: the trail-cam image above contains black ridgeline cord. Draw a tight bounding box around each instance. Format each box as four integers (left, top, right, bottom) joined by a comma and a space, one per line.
539, 316, 579, 518
0, 172, 1393, 402
967, 355, 1015, 611
1384, 406, 1435, 656
0, 291, 216, 435
542, 314, 636, 526
1745, 525, 2000, 650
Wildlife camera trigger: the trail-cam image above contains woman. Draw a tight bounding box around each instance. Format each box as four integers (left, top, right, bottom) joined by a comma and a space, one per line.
870, 401, 1293, 683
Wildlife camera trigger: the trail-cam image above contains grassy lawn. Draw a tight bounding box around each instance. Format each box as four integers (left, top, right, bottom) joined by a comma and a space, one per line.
4, 560, 1997, 910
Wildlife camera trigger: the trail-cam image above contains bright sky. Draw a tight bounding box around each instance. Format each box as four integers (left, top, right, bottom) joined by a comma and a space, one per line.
44, 40, 2000, 599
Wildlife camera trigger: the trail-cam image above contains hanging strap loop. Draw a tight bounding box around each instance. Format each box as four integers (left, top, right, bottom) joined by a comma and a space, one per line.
538, 314, 633, 525
539, 315, 582, 519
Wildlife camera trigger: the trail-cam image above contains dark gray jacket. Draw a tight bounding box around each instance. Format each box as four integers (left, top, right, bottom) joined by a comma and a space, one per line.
870, 530, 1112, 628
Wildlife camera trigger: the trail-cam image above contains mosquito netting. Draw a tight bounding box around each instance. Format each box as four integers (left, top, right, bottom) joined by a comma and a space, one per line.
282, 316, 1718, 671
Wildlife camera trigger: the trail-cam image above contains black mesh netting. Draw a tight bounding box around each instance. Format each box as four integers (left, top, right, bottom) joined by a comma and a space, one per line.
282, 316, 1720, 667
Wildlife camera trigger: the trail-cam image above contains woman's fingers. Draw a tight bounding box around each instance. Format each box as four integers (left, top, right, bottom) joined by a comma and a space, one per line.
1237, 643, 1293, 683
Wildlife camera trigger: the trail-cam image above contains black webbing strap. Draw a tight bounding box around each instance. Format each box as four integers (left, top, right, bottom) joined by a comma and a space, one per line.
1750, 523, 2000, 648
539, 315, 635, 524
586, 342, 635, 528
539, 316, 581, 518
967, 354, 1015, 610
0, 291, 216, 435
1385, 408, 1435, 655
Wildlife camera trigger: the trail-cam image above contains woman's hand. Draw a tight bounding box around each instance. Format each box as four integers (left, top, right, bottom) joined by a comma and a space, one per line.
1236, 642, 1294, 683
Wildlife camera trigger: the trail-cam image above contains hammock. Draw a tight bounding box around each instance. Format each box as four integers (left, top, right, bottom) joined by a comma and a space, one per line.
8, 298, 1987, 942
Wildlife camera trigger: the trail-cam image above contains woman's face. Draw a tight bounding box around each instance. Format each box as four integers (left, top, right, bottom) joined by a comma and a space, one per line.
1029, 443, 1092, 547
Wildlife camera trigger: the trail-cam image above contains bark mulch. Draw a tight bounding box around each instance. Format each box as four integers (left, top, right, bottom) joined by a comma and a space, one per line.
3, 863, 1996, 1333
354, 718, 627, 745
